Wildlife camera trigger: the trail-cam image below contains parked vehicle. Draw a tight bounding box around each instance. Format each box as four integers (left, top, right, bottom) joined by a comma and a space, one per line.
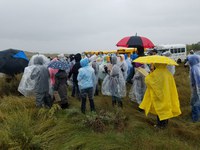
155, 44, 187, 63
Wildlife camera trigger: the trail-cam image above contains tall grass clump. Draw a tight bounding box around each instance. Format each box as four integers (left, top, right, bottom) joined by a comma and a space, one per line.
83, 109, 128, 133
0, 97, 66, 149
0, 74, 22, 97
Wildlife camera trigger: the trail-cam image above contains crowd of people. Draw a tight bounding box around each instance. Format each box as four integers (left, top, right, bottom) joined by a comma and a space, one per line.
18, 48, 200, 129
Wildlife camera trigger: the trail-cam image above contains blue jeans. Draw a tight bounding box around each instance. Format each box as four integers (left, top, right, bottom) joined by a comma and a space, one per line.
80, 87, 95, 113
192, 106, 200, 122
191, 89, 200, 122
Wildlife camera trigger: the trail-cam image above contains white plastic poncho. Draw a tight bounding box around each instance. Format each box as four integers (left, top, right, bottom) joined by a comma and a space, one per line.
98, 55, 109, 80
18, 66, 36, 96
89, 54, 99, 90
28, 54, 50, 66
162, 51, 175, 75
18, 54, 50, 97
118, 55, 128, 80
102, 56, 126, 98
129, 64, 150, 104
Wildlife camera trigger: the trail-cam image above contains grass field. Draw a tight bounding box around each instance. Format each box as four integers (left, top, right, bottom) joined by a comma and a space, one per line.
0, 63, 200, 150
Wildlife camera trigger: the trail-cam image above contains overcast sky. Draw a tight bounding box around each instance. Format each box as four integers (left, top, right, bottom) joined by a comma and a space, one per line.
0, 0, 199, 54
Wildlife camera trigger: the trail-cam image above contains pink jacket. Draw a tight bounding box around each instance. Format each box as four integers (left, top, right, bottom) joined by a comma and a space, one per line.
48, 58, 58, 86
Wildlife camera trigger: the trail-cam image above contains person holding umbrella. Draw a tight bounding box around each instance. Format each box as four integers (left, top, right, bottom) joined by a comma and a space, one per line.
133, 55, 181, 129
48, 59, 70, 109
54, 69, 69, 109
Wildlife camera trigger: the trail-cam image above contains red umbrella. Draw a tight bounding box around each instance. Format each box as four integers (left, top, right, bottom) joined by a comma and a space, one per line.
116, 35, 155, 48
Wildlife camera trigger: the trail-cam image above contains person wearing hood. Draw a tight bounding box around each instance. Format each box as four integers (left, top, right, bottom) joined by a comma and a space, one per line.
89, 54, 99, 95
184, 50, 195, 67
68, 53, 82, 99
77, 58, 96, 114
139, 63, 181, 129
187, 54, 200, 122
118, 54, 128, 80
54, 69, 69, 109
102, 56, 126, 107
30, 56, 52, 108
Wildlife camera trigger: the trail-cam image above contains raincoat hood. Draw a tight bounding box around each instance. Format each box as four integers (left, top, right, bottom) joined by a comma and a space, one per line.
75, 53, 82, 62
29, 54, 50, 66
33, 56, 44, 65
111, 56, 117, 65
80, 58, 89, 67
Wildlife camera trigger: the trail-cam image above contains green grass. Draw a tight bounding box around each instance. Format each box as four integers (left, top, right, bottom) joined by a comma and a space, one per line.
0, 64, 199, 150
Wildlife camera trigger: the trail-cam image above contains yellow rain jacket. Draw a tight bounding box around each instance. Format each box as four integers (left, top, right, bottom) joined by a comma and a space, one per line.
139, 64, 181, 120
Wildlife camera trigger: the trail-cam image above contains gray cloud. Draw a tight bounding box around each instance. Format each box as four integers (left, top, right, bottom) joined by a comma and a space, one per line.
0, 0, 199, 54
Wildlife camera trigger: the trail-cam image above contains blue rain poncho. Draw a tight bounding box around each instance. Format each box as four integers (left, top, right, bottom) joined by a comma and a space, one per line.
102, 56, 126, 97
77, 58, 96, 90
188, 54, 200, 121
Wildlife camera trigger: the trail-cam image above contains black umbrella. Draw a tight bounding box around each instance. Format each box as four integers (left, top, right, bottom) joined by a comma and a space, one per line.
0, 49, 29, 76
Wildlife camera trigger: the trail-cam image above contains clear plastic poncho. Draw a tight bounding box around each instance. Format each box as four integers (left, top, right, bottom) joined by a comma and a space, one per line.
102, 56, 126, 98
118, 55, 128, 80
162, 51, 175, 75
18, 54, 49, 97
28, 54, 50, 66
98, 55, 110, 80
89, 54, 99, 87
129, 64, 150, 104
18, 65, 36, 96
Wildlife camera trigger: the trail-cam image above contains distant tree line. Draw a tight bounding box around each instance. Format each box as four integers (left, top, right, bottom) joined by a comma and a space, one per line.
187, 42, 200, 52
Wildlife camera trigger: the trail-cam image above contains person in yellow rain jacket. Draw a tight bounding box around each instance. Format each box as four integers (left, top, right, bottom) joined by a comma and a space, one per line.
139, 63, 181, 129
